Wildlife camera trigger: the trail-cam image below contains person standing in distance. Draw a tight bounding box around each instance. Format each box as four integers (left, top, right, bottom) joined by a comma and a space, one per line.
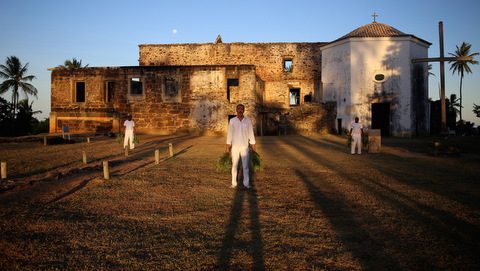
123, 115, 135, 150
226, 104, 256, 189
349, 117, 364, 154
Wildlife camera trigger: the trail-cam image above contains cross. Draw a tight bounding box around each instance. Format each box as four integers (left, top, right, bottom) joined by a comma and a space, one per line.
372, 12, 379, 22
412, 21, 472, 132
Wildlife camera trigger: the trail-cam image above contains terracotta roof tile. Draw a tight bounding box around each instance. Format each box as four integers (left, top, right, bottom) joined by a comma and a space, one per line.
338, 22, 407, 39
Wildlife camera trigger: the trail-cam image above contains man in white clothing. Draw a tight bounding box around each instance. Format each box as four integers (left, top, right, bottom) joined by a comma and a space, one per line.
123, 115, 135, 150
226, 104, 256, 189
349, 117, 363, 154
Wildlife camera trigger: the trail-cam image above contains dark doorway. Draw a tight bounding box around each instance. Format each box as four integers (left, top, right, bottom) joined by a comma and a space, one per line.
372, 103, 390, 136
337, 118, 342, 134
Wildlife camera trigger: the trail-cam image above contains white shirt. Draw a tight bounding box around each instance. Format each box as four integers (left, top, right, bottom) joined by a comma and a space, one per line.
226, 117, 256, 148
124, 120, 135, 132
351, 122, 363, 135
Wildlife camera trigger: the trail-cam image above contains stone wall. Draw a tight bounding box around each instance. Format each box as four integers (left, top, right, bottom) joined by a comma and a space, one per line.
50, 65, 258, 134
139, 42, 326, 109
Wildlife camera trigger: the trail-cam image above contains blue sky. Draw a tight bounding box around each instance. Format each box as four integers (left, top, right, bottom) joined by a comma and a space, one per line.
1, 0, 479, 125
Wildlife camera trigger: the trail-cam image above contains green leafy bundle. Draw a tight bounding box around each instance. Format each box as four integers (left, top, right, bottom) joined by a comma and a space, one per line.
346, 134, 368, 148
216, 152, 232, 173
116, 133, 122, 144
215, 150, 263, 173
249, 150, 263, 172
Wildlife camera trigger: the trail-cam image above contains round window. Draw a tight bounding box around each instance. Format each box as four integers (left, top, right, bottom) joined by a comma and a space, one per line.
374, 74, 385, 82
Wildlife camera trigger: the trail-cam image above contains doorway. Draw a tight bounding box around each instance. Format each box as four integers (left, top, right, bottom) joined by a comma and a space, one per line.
371, 103, 390, 136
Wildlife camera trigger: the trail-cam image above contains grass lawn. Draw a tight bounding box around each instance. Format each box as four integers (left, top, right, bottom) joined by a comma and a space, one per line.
1, 134, 479, 270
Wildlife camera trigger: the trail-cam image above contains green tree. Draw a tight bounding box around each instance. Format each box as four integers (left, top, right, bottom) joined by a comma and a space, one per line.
474, 103, 480, 118
0, 56, 38, 117
448, 42, 479, 121
448, 94, 461, 118
16, 99, 42, 135
58, 57, 89, 69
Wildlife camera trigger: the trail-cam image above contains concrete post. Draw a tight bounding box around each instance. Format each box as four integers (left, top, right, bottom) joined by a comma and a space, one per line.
82, 151, 87, 164
87, 137, 90, 143
103, 161, 110, 180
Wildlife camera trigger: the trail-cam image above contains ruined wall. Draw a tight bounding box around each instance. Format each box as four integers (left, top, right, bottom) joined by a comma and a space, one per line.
139, 42, 325, 109
50, 65, 257, 134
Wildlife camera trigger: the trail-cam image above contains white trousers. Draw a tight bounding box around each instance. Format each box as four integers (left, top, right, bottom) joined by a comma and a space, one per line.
231, 146, 250, 187
351, 134, 362, 154
124, 130, 135, 149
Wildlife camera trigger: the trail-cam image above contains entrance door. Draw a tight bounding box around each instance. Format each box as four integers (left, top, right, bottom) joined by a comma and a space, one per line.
371, 103, 390, 136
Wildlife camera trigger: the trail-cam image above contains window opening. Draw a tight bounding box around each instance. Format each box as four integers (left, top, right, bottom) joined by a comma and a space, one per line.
374, 74, 385, 82
304, 92, 312, 103
130, 77, 143, 95
289, 88, 300, 106
227, 78, 239, 102
75, 81, 85, 103
284, 59, 293, 72
165, 77, 178, 97
105, 81, 115, 103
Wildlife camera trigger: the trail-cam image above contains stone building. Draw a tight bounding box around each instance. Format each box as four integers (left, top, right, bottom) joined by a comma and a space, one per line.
49, 21, 430, 137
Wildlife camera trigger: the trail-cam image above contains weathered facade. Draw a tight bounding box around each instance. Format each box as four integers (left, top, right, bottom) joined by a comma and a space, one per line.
322, 22, 431, 136
50, 21, 430, 137
50, 42, 335, 135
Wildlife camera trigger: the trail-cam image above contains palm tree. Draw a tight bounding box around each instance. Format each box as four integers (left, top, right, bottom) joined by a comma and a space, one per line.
58, 57, 89, 69
448, 94, 461, 118
0, 56, 38, 117
474, 103, 480, 118
448, 42, 479, 121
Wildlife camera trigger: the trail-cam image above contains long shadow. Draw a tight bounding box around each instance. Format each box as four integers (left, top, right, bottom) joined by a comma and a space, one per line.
47, 179, 92, 204
43, 141, 196, 205
272, 138, 402, 270
217, 177, 265, 270
281, 136, 480, 267
306, 136, 480, 210
217, 187, 245, 269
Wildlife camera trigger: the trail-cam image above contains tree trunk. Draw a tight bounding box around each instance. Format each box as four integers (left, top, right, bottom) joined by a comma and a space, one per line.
459, 75, 463, 121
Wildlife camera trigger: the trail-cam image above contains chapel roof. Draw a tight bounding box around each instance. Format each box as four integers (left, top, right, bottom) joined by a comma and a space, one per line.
333, 22, 431, 45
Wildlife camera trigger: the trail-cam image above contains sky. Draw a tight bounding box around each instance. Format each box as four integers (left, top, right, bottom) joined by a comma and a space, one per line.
1, 0, 480, 125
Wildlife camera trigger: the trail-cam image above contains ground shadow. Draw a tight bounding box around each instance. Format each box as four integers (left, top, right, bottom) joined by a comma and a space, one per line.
217, 176, 265, 270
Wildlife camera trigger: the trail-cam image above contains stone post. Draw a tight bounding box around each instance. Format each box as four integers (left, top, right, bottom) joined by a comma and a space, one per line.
155, 149, 160, 164
169, 143, 174, 158
368, 129, 381, 153
82, 151, 87, 164
103, 161, 110, 180
1, 161, 6, 179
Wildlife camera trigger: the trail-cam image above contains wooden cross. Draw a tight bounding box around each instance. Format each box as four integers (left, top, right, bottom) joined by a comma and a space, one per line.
412, 21, 472, 132
372, 12, 379, 22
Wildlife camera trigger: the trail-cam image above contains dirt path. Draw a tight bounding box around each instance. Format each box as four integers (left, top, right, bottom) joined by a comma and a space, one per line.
1, 134, 479, 270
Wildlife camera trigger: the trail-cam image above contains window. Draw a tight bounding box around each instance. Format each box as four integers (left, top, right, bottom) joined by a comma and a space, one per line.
130, 77, 143, 95
374, 73, 386, 82
105, 81, 115, 103
304, 92, 312, 103
227, 78, 239, 102
165, 77, 178, 97
75, 81, 85, 103
284, 59, 293, 72
289, 88, 300, 106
